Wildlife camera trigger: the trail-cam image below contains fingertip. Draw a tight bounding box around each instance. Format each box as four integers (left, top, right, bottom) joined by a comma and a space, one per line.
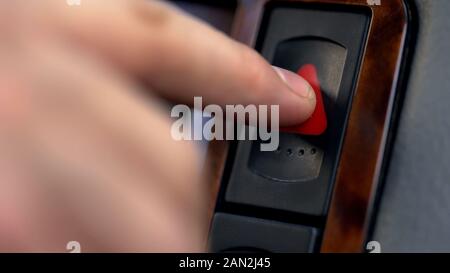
272, 66, 316, 124
273, 66, 316, 100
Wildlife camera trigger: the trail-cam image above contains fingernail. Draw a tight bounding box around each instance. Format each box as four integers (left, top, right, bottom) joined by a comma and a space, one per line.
273, 66, 315, 100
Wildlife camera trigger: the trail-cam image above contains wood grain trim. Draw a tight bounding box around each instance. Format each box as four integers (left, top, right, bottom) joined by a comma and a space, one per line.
205, 0, 408, 253
318, 0, 408, 253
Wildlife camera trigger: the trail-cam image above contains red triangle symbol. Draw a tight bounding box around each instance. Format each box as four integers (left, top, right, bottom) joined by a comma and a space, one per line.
282, 64, 327, 135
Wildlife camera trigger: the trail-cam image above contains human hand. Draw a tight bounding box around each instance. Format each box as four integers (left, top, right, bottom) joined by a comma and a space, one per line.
0, 0, 315, 252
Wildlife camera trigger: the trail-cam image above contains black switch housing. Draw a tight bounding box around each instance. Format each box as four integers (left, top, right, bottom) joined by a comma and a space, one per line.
224, 4, 370, 216
209, 213, 317, 253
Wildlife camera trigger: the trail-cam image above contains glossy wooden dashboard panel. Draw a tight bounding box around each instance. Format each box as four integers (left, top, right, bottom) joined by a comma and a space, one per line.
204, 0, 408, 253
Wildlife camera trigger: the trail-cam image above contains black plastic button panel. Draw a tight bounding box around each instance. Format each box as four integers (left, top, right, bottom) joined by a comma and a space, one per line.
225, 5, 370, 216
209, 213, 317, 253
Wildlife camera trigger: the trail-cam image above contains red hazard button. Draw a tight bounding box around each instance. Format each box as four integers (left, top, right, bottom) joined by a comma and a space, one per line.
282, 64, 328, 135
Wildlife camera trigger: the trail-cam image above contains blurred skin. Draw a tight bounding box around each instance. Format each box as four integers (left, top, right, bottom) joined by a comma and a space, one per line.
0, 0, 315, 252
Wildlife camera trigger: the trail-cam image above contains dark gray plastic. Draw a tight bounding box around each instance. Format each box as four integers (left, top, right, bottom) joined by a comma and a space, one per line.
225, 5, 370, 216
249, 38, 346, 182
209, 213, 317, 253
171, 0, 236, 34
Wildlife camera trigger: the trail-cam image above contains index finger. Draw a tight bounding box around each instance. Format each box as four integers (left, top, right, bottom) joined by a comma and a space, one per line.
16, 0, 316, 126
